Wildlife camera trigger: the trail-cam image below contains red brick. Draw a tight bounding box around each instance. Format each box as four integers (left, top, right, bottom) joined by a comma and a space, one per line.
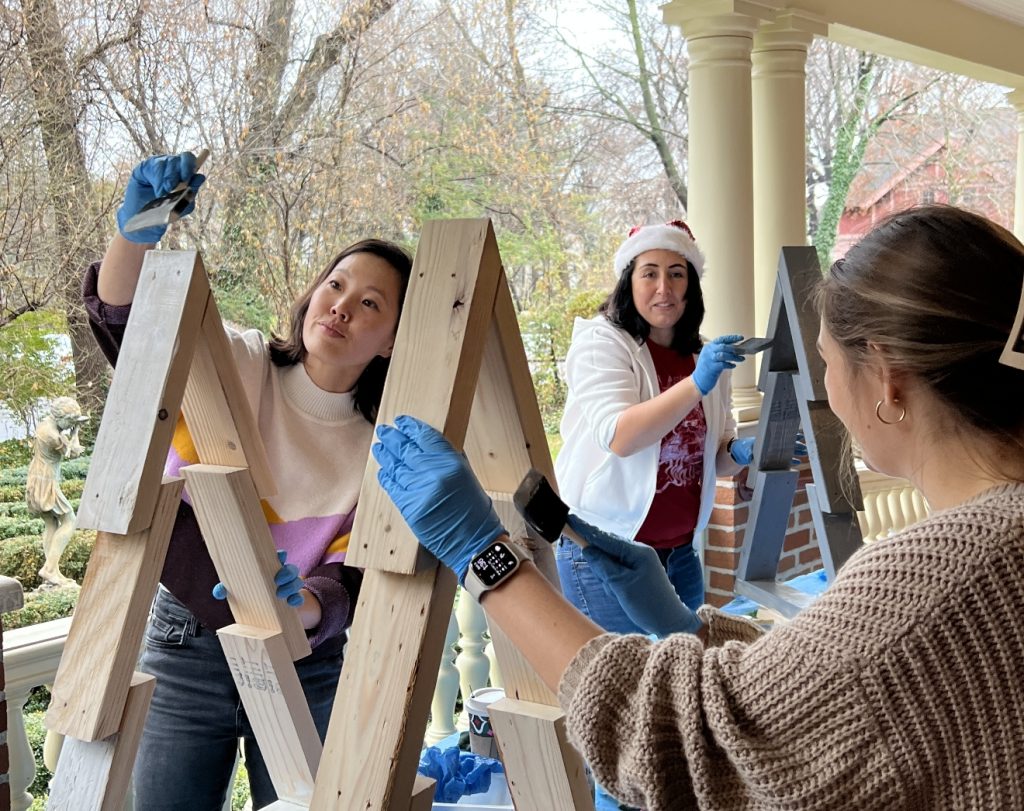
0, 783, 9, 810
709, 570, 735, 591
705, 592, 732, 608
792, 489, 808, 507
705, 528, 743, 551
783, 528, 812, 552
704, 549, 738, 570
777, 554, 797, 573
799, 547, 822, 565
713, 505, 748, 527
0, 743, 8, 774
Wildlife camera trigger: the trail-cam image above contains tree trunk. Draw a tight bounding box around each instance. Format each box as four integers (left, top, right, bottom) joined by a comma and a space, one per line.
21, 0, 109, 423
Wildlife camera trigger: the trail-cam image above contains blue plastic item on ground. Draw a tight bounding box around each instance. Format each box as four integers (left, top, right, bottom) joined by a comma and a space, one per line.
719, 569, 830, 616
419, 745, 505, 803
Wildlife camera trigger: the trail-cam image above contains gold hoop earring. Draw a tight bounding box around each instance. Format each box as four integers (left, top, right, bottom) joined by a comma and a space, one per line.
875, 399, 907, 425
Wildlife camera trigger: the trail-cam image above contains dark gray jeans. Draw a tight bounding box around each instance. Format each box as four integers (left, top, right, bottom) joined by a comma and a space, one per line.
133, 588, 343, 810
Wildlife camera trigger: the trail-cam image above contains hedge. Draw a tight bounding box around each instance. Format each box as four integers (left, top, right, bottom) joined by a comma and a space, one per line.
0, 456, 91, 488
3, 586, 80, 630
0, 532, 95, 597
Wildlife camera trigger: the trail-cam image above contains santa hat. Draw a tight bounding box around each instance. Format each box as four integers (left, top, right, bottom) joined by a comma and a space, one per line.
613, 219, 706, 280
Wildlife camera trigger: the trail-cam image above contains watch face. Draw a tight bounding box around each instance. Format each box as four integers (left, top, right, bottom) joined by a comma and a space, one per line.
470, 542, 519, 587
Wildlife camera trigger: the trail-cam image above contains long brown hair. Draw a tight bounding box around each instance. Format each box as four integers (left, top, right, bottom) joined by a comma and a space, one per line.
268, 239, 413, 423
816, 205, 1024, 470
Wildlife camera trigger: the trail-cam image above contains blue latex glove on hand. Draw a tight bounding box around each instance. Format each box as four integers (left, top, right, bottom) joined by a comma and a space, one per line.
373, 415, 506, 582
212, 550, 304, 607
571, 514, 702, 637
116, 152, 206, 244
692, 334, 745, 396
729, 430, 808, 466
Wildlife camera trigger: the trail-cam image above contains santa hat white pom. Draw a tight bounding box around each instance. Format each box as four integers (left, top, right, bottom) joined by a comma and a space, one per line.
613, 220, 706, 280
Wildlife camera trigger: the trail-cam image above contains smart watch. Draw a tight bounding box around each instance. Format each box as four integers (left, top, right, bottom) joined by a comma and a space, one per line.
463, 539, 531, 601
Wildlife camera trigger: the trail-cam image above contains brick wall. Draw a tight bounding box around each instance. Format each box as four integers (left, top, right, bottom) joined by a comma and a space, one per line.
703, 471, 821, 607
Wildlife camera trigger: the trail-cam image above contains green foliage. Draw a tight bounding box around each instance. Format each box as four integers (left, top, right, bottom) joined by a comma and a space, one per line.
0, 516, 44, 539
0, 455, 91, 487
24, 711, 52, 802
519, 285, 606, 433
0, 531, 95, 594
233, 760, 252, 809
0, 484, 24, 501
0, 499, 81, 518
0, 438, 33, 467
24, 684, 51, 715
0, 311, 76, 432
3, 585, 80, 630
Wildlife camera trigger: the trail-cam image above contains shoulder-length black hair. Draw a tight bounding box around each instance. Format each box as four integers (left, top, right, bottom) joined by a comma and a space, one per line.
268, 238, 413, 423
598, 259, 705, 356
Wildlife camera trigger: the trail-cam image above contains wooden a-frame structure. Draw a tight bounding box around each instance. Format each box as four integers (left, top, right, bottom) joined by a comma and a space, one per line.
734, 246, 864, 618
44, 219, 592, 810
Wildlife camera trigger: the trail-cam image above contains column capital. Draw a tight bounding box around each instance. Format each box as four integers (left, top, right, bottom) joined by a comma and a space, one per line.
662, 0, 777, 37
1007, 89, 1024, 114
753, 10, 825, 54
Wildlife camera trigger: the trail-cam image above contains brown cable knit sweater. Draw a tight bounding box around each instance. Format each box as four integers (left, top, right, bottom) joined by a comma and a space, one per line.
558, 482, 1024, 810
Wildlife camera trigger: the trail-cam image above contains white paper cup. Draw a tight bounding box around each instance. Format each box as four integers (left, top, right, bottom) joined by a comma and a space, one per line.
465, 687, 505, 758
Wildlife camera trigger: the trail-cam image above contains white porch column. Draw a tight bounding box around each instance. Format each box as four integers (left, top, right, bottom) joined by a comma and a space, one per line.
752, 15, 823, 342
1009, 89, 1024, 240
663, 1, 775, 419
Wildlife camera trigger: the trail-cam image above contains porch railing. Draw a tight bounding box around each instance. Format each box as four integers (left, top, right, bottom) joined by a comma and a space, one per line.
6, 466, 931, 799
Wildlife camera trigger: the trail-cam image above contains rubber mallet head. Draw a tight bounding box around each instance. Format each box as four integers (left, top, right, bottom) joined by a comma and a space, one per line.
512, 468, 587, 547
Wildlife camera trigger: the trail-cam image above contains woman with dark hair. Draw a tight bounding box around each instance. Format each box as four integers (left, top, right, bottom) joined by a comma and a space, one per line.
84, 152, 412, 809
554, 220, 752, 640
373, 205, 1024, 810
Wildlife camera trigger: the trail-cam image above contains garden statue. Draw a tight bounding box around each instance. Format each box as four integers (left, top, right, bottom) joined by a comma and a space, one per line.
26, 397, 89, 587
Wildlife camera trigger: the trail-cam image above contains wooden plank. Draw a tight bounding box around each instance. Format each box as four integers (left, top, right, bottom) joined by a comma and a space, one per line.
798, 402, 862, 514
1000, 278, 1024, 370
466, 272, 555, 492
262, 803, 308, 811
733, 578, 818, 620
806, 483, 865, 579
183, 465, 310, 661
409, 774, 437, 811
310, 564, 459, 810
736, 469, 799, 583
218, 625, 321, 804
777, 246, 828, 402
78, 251, 209, 535
347, 219, 504, 575
181, 293, 277, 498
46, 478, 183, 741
47, 672, 156, 810
489, 698, 592, 811
745, 372, 802, 490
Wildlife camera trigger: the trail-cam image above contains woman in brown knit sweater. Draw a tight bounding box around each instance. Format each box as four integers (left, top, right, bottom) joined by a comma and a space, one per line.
374, 205, 1024, 810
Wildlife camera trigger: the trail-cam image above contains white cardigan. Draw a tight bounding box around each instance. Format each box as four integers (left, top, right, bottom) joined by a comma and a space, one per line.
554, 316, 736, 540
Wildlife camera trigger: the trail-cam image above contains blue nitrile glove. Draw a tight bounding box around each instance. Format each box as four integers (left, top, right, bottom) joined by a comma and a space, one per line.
116, 152, 206, 244
571, 514, 702, 637
212, 550, 304, 607
692, 334, 745, 396
373, 415, 506, 582
418, 746, 503, 803
729, 430, 808, 466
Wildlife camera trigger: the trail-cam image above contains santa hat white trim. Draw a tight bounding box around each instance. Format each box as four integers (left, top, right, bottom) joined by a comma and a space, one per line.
613, 222, 706, 280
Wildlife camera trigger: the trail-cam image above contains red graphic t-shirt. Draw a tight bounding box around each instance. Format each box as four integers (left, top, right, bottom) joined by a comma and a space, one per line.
635, 339, 706, 549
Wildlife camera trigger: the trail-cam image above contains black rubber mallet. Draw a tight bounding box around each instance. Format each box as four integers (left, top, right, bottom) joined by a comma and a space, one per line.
512, 468, 589, 548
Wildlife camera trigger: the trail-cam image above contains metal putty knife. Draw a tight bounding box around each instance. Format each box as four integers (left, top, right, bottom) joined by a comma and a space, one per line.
122, 148, 210, 234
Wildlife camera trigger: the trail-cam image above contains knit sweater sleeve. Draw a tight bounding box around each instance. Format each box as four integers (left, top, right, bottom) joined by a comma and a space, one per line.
557, 485, 1024, 810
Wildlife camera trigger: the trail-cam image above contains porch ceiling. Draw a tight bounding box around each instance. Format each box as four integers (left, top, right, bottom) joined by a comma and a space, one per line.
780, 0, 1024, 86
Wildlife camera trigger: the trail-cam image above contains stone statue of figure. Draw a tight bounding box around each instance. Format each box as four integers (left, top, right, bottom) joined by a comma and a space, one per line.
26, 397, 89, 587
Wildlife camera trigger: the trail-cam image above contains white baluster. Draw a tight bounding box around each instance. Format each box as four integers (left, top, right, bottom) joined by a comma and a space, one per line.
426, 609, 460, 746
7, 682, 34, 811
484, 627, 502, 690
455, 589, 490, 731
886, 489, 903, 535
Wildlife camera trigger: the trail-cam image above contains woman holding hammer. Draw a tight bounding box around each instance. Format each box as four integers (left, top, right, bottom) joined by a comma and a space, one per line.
374, 205, 1024, 810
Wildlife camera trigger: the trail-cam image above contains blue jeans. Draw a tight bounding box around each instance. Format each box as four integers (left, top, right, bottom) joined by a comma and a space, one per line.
556, 536, 705, 634
133, 588, 343, 810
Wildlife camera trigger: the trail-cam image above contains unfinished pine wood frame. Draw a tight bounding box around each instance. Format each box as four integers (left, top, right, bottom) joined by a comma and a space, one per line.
47, 222, 592, 810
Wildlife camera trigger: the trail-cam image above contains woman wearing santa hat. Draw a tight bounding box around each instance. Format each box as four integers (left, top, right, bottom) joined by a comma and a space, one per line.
553, 220, 751, 643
